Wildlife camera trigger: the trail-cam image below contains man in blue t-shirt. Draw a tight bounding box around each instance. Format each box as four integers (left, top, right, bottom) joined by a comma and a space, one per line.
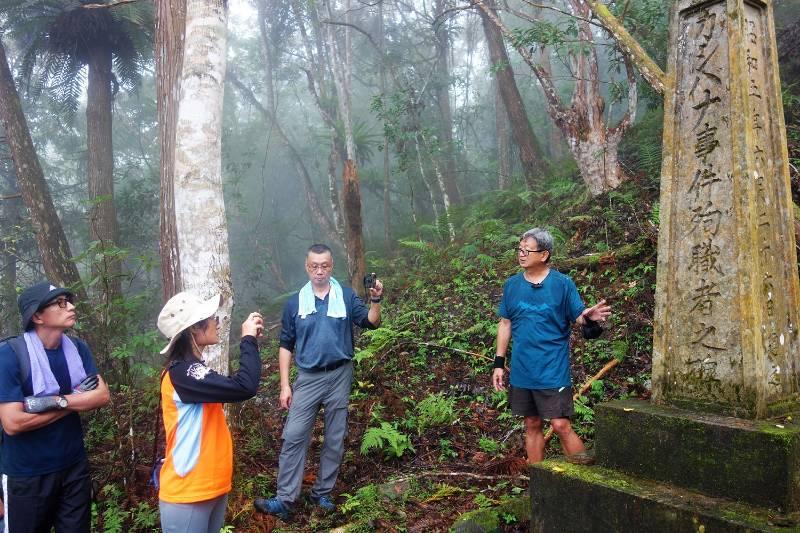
0, 282, 110, 532
492, 228, 611, 464
255, 244, 384, 520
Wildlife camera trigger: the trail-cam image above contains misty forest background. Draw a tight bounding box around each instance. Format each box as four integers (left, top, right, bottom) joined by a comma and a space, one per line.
1, 0, 800, 531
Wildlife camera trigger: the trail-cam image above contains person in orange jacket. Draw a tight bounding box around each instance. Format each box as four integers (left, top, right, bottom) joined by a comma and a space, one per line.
156, 292, 263, 533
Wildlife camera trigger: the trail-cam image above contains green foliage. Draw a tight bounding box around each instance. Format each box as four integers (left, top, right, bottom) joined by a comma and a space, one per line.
341, 484, 391, 526
413, 393, 457, 435
354, 327, 413, 364
361, 422, 415, 458
478, 436, 501, 454
130, 502, 159, 531
97, 484, 128, 533
438, 438, 458, 461
2, 0, 154, 116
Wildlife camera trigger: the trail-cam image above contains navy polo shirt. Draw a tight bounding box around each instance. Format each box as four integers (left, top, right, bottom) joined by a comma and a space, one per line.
279, 286, 376, 370
0, 336, 98, 477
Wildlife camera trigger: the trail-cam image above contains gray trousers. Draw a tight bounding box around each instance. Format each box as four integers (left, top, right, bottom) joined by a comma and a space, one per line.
276, 361, 353, 504
159, 493, 228, 533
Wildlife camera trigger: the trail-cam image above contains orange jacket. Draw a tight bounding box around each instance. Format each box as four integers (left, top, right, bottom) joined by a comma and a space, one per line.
158, 337, 261, 503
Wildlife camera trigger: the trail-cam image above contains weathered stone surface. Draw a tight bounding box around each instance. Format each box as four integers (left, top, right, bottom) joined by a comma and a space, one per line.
594, 399, 800, 511
653, 0, 800, 418
530, 459, 796, 533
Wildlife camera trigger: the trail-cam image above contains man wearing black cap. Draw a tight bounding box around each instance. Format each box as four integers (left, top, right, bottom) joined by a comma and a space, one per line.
0, 281, 110, 532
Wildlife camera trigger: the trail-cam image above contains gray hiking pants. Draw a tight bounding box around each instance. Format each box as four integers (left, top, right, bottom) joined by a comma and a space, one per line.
276, 361, 353, 504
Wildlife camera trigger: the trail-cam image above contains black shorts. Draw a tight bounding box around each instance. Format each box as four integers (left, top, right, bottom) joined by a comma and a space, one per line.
509, 386, 574, 419
3, 458, 92, 533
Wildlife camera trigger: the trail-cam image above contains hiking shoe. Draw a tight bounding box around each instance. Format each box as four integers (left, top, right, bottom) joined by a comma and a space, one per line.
310, 494, 336, 512
564, 451, 596, 465
254, 497, 291, 520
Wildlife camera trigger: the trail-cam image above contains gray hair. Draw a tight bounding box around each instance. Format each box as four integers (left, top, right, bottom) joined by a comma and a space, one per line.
521, 228, 553, 260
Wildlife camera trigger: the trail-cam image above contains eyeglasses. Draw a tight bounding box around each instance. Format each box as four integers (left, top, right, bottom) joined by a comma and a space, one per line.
42, 295, 75, 309
517, 248, 546, 257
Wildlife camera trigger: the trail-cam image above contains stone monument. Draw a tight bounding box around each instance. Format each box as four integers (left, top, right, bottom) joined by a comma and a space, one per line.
653, 0, 800, 419
530, 1, 800, 530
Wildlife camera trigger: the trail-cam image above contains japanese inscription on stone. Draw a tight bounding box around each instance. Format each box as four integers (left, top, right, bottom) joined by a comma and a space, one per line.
652, 0, 800, 418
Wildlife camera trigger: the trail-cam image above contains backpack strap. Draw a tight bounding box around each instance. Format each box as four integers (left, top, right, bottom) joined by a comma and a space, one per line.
0, 336, 31, 386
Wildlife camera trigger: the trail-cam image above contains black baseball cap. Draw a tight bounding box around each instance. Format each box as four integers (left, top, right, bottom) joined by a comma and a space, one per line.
18, 281, 74, 331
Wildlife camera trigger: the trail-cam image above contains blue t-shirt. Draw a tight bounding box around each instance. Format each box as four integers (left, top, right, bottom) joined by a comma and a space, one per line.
279, 286, 376, 370
498, 271, 585, 389
0, 336, 98, 477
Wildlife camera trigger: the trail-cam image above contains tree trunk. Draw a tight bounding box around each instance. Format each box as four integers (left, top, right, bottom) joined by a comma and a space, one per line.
86, 46, 121, 302
0, 38, 82, 290
155, 0, 186, 300
327, 139, 346, 242
341, 159, 366, 292
379, 0, 391, 250
322, 1, 366, 292
561, 2, 635, 196
433, 0, 462, 205
478, 0, 548, 189
492, 77, 512, 189
583, 0, 665, 94
475, 0, 637, 197
0, 172, 19, 337
173, 0, 233, 374
414, 132, 441, 223
420, 130, 456, 240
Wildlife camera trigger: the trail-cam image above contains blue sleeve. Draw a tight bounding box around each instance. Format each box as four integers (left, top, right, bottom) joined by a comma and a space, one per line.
279, 296, 298, 351
0, 343, 23, 402
498, 280, 511, 319
73, 338, 99, 376
349, 289, 375, 329
566, 278, 585, 323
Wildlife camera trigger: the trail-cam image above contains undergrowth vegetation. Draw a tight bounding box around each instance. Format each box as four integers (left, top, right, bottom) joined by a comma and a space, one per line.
83, 150, 668, 531
79, 89, 800, 531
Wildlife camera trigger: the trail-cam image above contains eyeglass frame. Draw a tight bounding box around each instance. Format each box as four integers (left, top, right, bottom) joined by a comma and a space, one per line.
41, 295, 76, 310
516, 247, 548, 257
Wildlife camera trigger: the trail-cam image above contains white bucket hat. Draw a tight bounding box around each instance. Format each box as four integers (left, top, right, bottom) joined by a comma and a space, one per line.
157, 291, 221, 355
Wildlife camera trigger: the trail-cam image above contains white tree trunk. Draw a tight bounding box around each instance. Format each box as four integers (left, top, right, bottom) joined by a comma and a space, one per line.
173, 0, 233, 374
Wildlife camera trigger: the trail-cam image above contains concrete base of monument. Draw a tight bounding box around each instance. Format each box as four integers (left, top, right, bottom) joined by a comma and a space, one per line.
529, 459, 797, 533
594, 399, 800, 511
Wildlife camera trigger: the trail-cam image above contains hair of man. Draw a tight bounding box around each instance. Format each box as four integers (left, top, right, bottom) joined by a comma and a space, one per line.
307, 243, 333, 257
521, 227, 553, 263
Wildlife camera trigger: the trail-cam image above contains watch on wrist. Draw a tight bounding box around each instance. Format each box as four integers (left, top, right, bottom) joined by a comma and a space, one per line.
56, 395, 68, 409
370, 297, 383, 303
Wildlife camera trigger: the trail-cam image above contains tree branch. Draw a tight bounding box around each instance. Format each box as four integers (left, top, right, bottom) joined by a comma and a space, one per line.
81, 0, 138, 9
582, 0, 666, 94
321, 19, 381, 52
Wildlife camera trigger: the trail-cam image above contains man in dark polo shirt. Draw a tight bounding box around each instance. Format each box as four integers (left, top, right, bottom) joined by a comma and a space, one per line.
255, 244, 383, 519
0, 282, 110, 532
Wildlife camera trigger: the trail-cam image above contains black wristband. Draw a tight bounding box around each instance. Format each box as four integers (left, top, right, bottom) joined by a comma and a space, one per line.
493, 356, 506, 369
370, 297, 383, 303
582, 317, 603, 339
